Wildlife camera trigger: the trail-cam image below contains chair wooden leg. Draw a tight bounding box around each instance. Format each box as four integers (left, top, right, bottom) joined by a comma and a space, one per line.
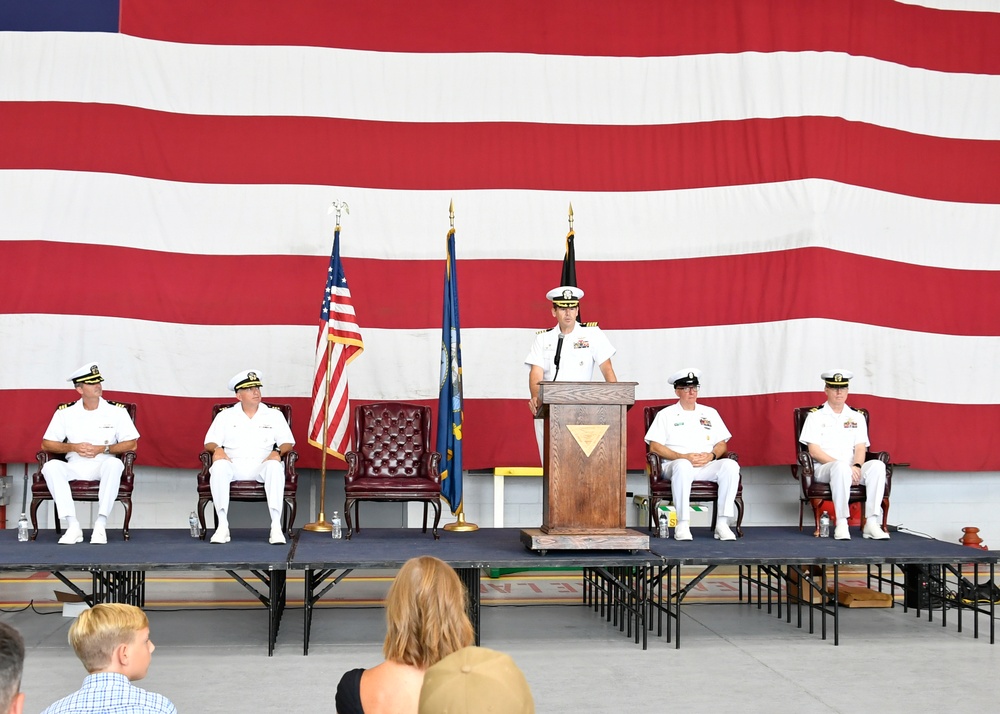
197, 497, 212, 540
284, 496, 297, 537
120, 497, 132, 541
734, 495, 745, 537
29, 497, 43, 541
809, 498, 824, 536
344, 498, 355, 539
421, 502, 429, 533
709, 500, 719, 531
430, 499, 442, 539
649, 497, 662, 534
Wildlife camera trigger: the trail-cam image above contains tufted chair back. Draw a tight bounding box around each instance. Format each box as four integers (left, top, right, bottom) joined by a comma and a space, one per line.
356, 402, 431, 479
343, 402, 443, 539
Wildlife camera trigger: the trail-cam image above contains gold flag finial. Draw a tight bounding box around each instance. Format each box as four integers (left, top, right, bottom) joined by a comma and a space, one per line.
449, 199, 455, 228
568, 202, 574, 230
329, 200, 350, 228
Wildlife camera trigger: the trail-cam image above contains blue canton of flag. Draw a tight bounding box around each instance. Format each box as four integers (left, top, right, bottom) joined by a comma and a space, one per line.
437, 227, 463, 512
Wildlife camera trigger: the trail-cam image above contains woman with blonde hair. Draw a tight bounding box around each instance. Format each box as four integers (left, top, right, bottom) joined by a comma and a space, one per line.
336, 555, 474, 714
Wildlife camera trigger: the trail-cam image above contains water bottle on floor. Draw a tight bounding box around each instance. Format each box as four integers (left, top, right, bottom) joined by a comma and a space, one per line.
188, 511, 200, 538
658, 512, 669, 539
331, 511, 342, 540
819, 511, 830, 538
17, 513, 30, 542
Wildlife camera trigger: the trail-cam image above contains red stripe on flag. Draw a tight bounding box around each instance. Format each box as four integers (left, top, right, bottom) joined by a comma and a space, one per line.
121, 0, 1000, 74
4, 242, 998, 336
3, 104, 1000, 202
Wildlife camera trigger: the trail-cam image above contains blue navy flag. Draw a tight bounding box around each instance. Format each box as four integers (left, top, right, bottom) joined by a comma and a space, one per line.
437, 227, 463, 513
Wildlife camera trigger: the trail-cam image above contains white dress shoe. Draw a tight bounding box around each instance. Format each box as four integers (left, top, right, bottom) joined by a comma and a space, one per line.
268, 526, 286, 545
90, 523, 107, 545
210, 524, 231, 544
58, 523, 84, 545
833, 521, 851, 540
673, 523, 693, 541
714, 521, 737, 541
863, 518, 890, 540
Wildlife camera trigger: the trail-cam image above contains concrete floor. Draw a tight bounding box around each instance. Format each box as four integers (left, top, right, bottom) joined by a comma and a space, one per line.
4, 569, 1000, 714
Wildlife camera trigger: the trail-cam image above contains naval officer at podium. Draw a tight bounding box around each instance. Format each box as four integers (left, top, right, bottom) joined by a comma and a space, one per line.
525, 286, 617, 463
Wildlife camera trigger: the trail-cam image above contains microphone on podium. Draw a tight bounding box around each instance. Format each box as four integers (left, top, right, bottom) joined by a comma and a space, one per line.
553, 333, 564, 380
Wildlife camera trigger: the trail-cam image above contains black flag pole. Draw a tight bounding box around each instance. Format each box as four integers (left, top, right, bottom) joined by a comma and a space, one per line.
561, 203, 581, 323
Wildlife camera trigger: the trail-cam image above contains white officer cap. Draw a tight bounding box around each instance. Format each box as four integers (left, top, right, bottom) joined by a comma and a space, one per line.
546, 285, 584, 307
68, 362, 104, 385
821, 370, 853, 388
228, 369, 264, 392
668, 368, 701, 388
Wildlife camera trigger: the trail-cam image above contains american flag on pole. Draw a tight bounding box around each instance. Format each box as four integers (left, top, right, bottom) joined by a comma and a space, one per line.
2, 0, 1000, 473
308, 225, 364, 459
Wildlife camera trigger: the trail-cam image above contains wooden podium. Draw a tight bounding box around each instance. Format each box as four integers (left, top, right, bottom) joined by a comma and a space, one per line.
520, 381, 649, 552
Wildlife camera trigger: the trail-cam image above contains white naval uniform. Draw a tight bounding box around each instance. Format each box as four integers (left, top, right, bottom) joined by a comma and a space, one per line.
643, 402, 739, 521
204, 404, 294, 523
798, 403, 886, 521
40, 398, 140, 522
525, 322, 616, 463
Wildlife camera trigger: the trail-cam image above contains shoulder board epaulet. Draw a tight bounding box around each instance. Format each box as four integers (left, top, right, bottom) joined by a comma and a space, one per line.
219, 404, 233, 411
584, 321, 599, 327
57, 402, 73, 410
810, 405, 822, 412
268, 404, 283, 411
536, 327, 554, 334
107, 400, 128, 409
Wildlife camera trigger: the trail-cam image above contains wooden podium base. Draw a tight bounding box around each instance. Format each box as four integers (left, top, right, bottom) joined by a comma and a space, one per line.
520, 528, 649, 554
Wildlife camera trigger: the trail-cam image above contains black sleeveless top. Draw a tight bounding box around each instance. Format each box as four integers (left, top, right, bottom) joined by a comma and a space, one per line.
335, 668, 366, 714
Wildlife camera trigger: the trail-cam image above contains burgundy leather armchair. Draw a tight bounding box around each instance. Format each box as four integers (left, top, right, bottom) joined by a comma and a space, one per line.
196, 403, 299, 539
31, 401, 137, 541
792, 405, 892, 536
343, 402, 442, 540
643, 405, 745, 536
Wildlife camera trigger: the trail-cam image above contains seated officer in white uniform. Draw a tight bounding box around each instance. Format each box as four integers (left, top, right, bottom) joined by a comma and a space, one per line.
643, 368, 739, 541
203, 370, 294, 545
525, 285, 617, 462
40, 362, 140, 545
799, 370, 890, 541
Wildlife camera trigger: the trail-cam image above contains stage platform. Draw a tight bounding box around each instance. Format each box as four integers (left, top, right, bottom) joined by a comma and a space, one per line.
290, 527, 658, 653
2, 526, 995, 654
645, 526, 998, 648
0, 528, 289, 654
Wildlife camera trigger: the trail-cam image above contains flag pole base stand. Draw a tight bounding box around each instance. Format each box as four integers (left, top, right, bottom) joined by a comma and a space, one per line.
444, 512, 479, 532
303, 514, 333, 533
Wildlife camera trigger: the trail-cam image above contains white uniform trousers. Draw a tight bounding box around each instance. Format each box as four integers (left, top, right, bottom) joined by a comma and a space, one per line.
41, 456, 123, 522
813, 459, 886, 521
664, 458, 740, 521
209, 458, 285, 523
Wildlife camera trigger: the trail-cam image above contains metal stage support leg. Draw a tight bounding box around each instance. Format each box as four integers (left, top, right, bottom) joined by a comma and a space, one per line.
784, 564, 839, 645
302, 568, 353, 655
224, 568, 286, 656
739, 565, 783, 618
457, 567, 482, 646
582, 566, 649, 649
51, 571, 146, 607
92, 570, 146, 606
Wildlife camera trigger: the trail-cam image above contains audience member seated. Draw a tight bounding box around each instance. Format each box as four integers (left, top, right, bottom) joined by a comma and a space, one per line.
0, 622, 25, 714
40, 604, 176, 714
419, 646, 535, 714
336, 556, 474, 714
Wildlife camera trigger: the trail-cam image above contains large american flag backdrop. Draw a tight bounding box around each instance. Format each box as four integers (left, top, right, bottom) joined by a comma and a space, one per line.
2, 0, 999, 472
